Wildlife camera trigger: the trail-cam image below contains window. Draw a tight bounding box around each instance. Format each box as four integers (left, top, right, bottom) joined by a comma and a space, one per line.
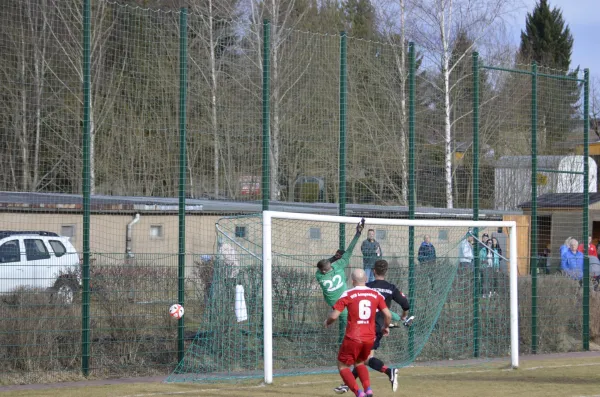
150, 225, 163, 239
0, 240, 20, 263
438, 230, 449, 242
235, 226, 246, 238
24, 239, 50, 261
49, 240, 67, 257
61, 225, 75, 241
309, 227, 321, 240
375, 230, 387, 241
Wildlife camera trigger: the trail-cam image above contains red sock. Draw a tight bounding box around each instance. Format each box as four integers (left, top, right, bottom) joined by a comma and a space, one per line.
355, 364, 371, 390
339, 368, 359, 394
381, 365, 389, 373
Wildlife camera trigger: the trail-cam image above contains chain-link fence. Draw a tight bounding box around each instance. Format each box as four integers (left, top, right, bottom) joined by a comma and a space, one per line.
0, 0, 594, 384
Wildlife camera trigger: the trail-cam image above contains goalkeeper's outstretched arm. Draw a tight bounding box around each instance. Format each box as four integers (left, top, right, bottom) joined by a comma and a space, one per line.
339, 218, 365, 264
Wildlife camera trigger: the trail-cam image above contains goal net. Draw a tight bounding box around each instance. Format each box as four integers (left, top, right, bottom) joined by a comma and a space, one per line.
167, 211, 518, 383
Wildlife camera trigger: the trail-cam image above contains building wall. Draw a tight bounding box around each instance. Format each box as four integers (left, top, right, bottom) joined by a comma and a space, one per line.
0, 213, 222, 267
502, 215, 530, 276
1, 212, 492, 271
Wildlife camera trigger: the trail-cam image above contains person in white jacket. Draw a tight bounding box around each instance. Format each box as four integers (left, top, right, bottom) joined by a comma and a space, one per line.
459, 234, 474, 269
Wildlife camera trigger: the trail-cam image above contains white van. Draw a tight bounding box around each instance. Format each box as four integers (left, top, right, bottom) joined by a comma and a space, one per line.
0, 231, 80, 303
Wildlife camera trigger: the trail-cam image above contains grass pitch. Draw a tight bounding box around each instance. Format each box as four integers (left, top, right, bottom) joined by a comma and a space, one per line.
2, 353, 600, 397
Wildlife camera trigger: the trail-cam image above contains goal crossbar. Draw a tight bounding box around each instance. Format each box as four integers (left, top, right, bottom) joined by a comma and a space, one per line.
262, 210, 519, 384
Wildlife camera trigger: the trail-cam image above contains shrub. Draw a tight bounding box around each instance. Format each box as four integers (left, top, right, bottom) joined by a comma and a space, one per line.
518, 274, 582, 354
0, 288, 81, 374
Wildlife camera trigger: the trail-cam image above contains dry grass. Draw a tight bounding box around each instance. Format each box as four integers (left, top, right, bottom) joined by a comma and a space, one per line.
2, 353, 600, 397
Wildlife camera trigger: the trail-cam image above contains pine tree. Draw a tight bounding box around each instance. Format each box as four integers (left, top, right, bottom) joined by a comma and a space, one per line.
518, 0, 580, 152
343, 0, 376, 40
519, 0, 573, 70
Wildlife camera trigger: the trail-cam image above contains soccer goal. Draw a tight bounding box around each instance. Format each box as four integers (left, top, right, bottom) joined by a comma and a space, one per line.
168, 211, 518, 384
262, 211, 518, 384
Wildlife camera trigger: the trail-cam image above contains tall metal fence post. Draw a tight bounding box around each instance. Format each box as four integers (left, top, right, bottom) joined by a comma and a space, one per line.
81, 0, 91, 377
177, 7, 188, 364
583, 68, 590, 350
339, 31, 347, 249
472, 52, 480, 358
262, 20, 270, 211
407, 42, 416, 359
530, 62, 538, 354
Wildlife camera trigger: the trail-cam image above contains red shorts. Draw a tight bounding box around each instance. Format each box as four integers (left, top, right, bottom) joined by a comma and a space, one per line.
337, 337, 374, 365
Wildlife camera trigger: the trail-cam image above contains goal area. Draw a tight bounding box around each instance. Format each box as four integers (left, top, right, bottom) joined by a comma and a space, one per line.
167, 211, 518, 384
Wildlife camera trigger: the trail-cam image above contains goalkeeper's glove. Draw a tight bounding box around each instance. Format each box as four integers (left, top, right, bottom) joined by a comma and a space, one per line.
356, 218, 365, 234
329, 249, 345, 263
402, 316, 415, 327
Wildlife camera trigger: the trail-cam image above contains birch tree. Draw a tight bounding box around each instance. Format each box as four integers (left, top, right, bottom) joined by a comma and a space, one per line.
411, 0, 517, 208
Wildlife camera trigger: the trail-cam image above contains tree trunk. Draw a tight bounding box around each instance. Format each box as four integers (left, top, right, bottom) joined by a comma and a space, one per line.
398, 0, 408, 206
270, 19, 281, 201
208, 0, 220, 198
19, 28, 30, 191
441, 1, 453, 209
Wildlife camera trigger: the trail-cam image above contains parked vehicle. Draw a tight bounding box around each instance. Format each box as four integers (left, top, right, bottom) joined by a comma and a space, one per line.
0, 231, 80, 303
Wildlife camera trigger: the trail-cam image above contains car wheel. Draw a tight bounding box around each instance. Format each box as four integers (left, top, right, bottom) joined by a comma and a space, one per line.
51, 278, 78, 304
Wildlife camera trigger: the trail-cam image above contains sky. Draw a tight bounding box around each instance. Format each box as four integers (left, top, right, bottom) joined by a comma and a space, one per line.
510, 0, 599, 80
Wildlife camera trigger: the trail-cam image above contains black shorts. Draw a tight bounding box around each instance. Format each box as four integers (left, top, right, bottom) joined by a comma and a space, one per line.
372, 330, 384, 350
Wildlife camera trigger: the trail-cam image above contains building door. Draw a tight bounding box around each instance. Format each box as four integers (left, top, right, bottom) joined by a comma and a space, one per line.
592, 221, 600, 248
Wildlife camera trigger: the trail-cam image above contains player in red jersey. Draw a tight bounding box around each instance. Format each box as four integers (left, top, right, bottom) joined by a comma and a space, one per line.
325, 268, 392, 397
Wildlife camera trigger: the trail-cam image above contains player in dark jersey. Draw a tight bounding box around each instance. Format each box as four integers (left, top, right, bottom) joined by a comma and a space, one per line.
326, 268, 392, 397
334, 259, 411, 394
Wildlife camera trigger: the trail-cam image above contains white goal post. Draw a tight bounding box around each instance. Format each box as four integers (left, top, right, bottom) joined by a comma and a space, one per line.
261, 210, 519, 384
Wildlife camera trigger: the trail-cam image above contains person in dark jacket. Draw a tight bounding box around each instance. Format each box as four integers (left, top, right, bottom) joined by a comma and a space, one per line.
418, 234, 437, 291
361, 229, 382, 283
417, 235, 436, 264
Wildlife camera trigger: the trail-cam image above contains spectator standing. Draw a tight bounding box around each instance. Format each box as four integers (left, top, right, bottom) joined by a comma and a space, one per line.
418, 235, 437, 264
578, 236, 597, 257
479, 239, 500, 297
418, 234, 437, 291
458, 234, 474, 269
561, 238, 583, 281
361, 229, 382, 283
560, 237, 574, 258
490, 237, 504, 272
480, 233, 490, 249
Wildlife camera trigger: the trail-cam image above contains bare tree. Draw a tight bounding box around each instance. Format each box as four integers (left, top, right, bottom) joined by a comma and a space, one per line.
249, 0, 310, 201
376, 0, 413, 205
0, 0, 54, 191
591, 76, 600, 141
44, 0, 129, 194
187, 0, 240, 198
410, 0, 517, 208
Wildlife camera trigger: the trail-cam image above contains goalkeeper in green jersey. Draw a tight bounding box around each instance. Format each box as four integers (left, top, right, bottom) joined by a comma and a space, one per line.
315, 218, 365, 343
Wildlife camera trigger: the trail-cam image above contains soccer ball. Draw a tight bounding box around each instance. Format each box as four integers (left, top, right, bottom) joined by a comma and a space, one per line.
169, 303, 184, 319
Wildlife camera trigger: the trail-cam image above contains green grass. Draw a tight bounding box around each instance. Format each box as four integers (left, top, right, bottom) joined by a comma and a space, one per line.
2, 354, 600, 397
